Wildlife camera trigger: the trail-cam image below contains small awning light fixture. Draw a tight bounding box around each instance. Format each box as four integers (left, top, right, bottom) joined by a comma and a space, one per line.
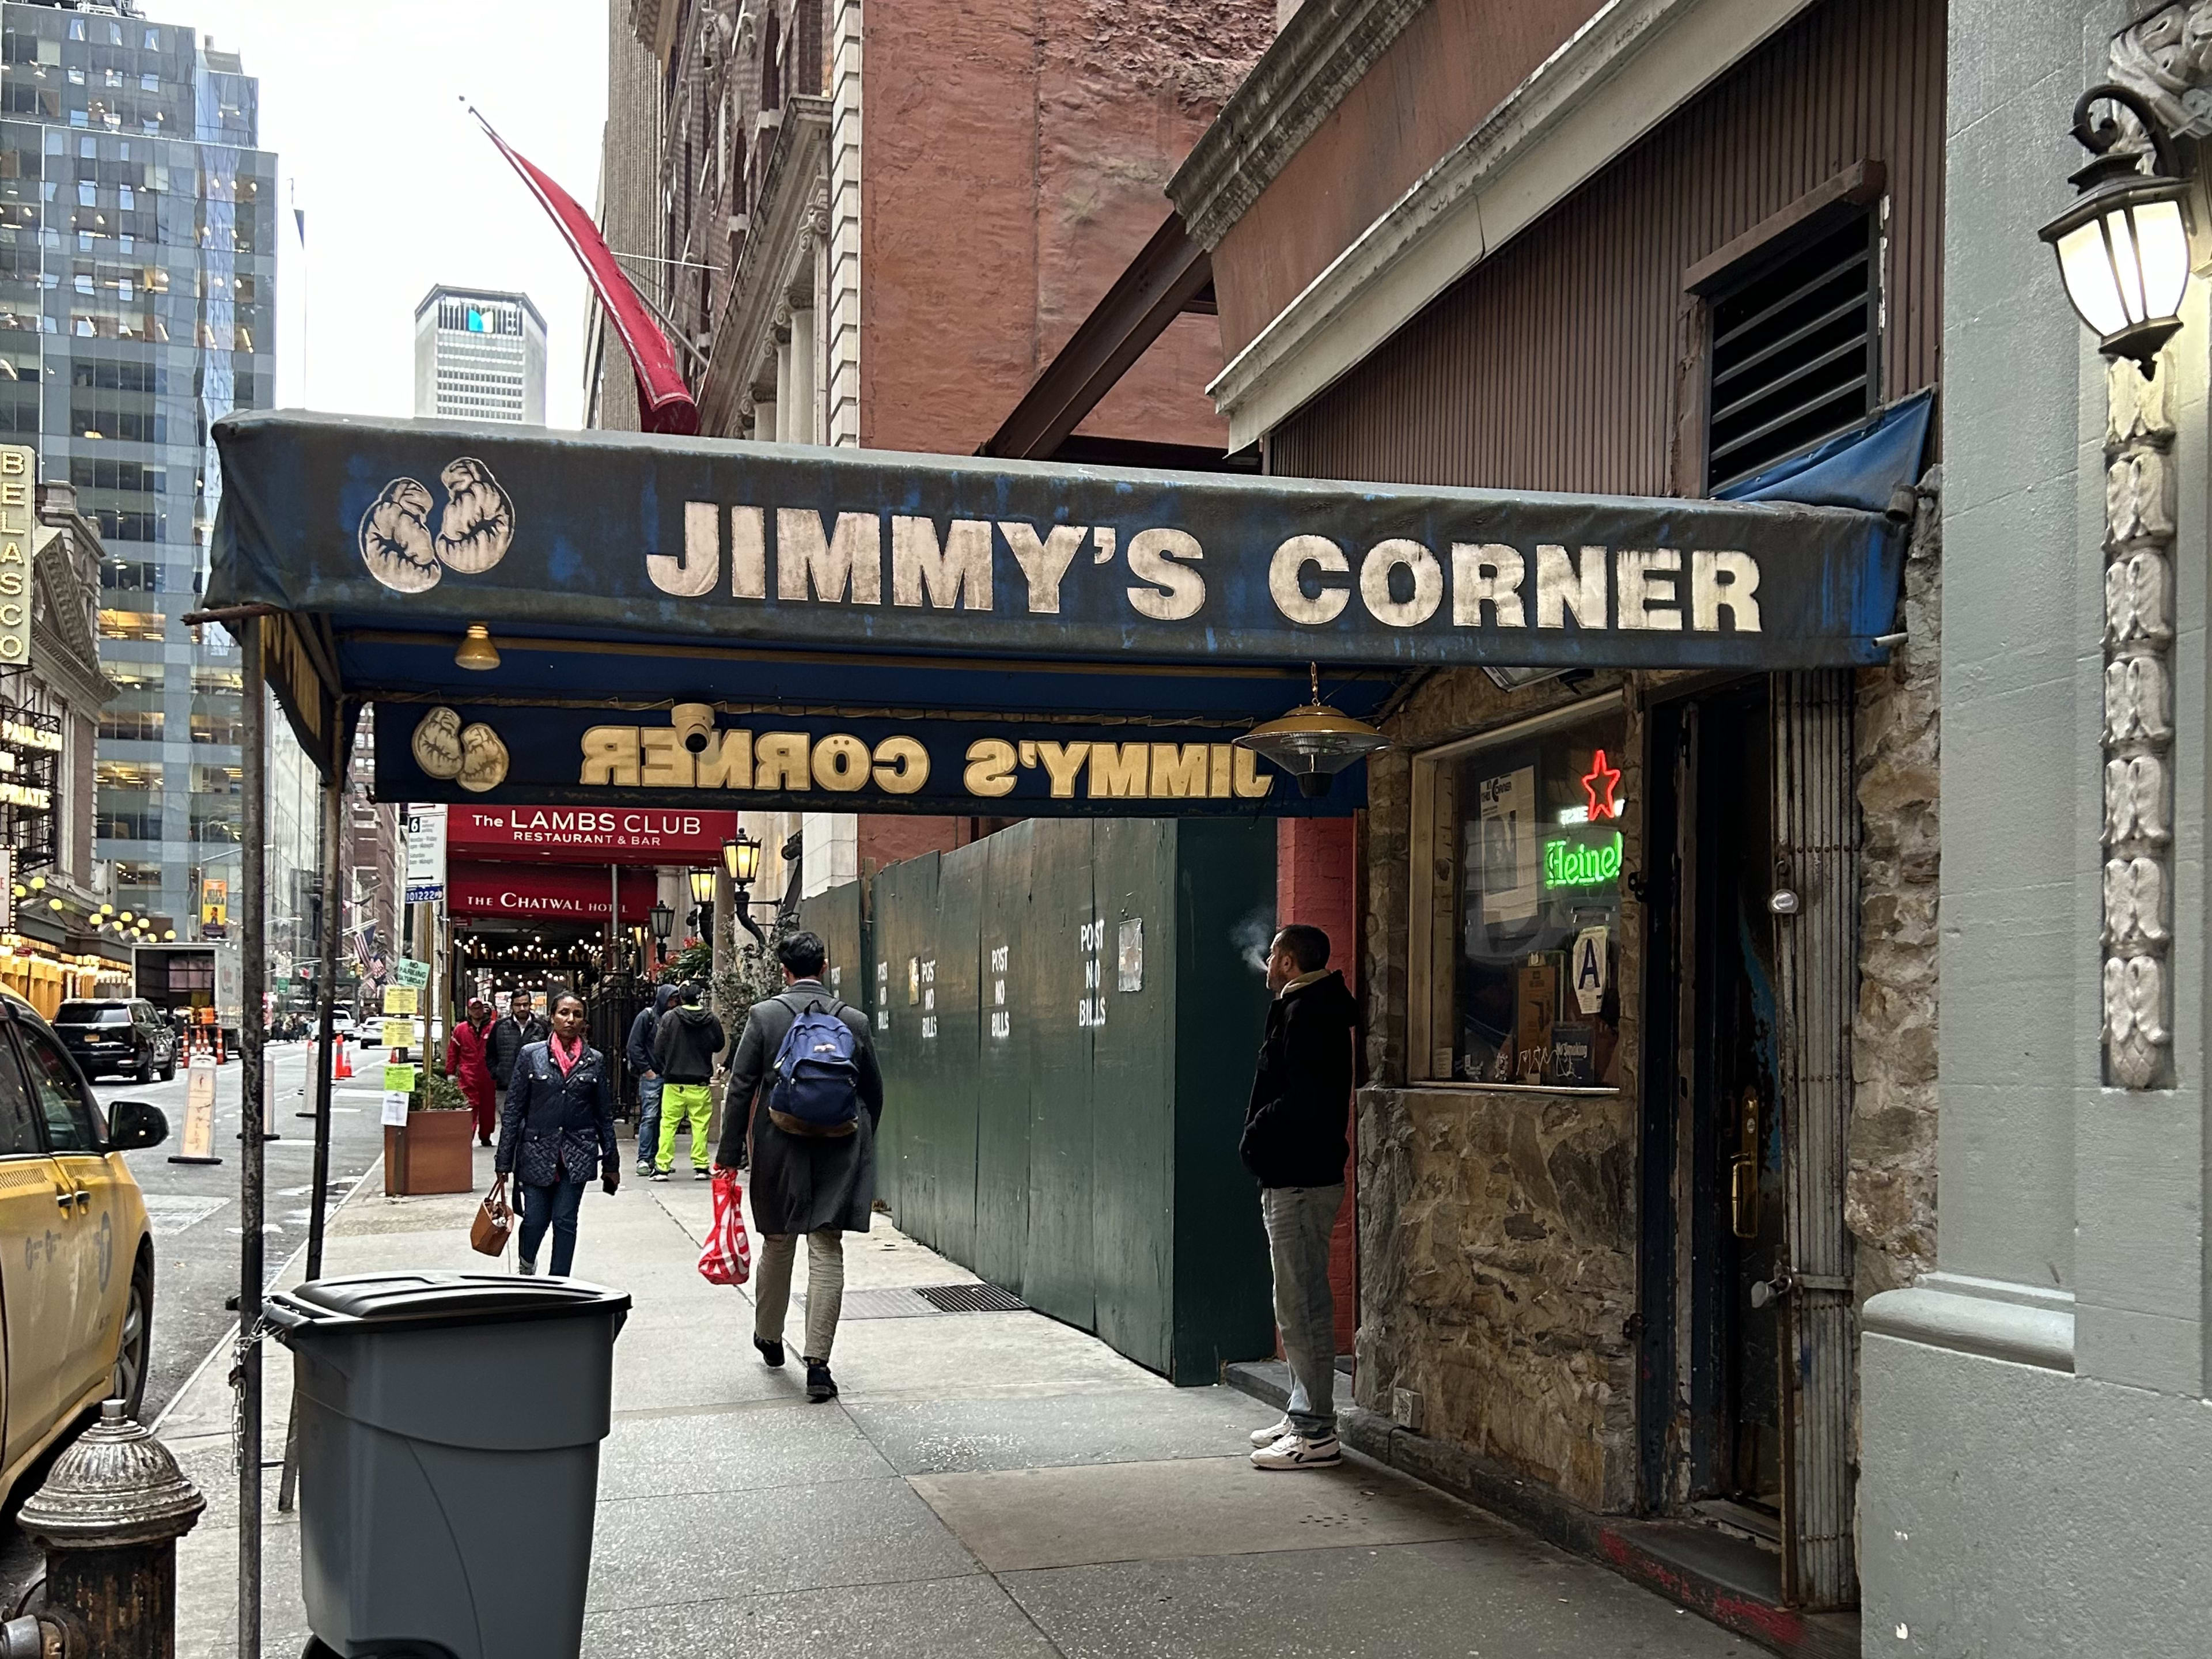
687, 866, 717, 906
2041, 84, 2195, 375
454, 622, 501, 672
648, 899, 674, 943
1234, 664, 1390, 799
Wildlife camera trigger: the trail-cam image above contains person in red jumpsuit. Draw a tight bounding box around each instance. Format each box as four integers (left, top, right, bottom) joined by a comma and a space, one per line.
448, 997, 499, 1146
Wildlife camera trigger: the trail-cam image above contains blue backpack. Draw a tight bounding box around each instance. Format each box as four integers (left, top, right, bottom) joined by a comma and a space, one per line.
767, 997, 862, 1138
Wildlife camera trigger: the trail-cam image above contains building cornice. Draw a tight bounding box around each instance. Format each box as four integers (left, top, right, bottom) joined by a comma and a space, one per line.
1166, 0, 1430, 253
30, 505, 111, 713
702, 95, 831, 437
1204, 0, 1815, 449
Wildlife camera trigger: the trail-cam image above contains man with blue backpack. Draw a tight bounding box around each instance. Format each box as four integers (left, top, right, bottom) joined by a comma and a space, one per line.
716, 929, 883, 1402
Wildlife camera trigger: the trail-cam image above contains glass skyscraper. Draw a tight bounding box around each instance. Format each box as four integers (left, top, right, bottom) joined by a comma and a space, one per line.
0, 1, 289, 953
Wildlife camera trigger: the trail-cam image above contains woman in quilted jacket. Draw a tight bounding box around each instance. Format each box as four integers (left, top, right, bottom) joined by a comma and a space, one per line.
494, 992, 619, 1275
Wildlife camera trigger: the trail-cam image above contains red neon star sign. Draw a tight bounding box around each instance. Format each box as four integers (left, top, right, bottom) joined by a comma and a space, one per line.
1582, 749, 1622, 820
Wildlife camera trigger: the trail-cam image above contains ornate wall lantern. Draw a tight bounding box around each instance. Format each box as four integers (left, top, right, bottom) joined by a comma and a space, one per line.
2041, 84, 2195, 373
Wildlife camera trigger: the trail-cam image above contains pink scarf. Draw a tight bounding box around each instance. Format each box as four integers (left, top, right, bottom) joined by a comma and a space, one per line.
548, 1033, 584, 1076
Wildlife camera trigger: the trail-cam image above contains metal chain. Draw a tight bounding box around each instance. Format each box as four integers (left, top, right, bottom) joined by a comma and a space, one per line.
228, 1314, 277, 1475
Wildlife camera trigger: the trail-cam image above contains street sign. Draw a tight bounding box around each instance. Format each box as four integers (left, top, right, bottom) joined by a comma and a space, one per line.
393, 957, 431, 988
404, 804, 446, 904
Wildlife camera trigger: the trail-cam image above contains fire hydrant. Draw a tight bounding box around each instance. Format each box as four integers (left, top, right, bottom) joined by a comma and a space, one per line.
16, 1400, 206, 1659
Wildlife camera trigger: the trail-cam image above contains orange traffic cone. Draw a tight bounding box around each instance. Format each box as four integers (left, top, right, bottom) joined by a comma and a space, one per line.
215, 1028, 227, 1066
334, 1034, 352, 1080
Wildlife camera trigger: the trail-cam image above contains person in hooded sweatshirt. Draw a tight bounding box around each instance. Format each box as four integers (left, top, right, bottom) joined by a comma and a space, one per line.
650, 980, 725, 1181
627, 983, 679, 1177
1239, 923, 1359, 1471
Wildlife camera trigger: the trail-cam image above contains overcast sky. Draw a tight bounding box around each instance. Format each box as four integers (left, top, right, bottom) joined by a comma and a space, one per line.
175, 0, 611, 427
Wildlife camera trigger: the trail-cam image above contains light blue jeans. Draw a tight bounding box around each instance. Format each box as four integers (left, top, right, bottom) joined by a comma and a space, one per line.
1262, 1182, 1344, 1439
635, 1073, 662, 1167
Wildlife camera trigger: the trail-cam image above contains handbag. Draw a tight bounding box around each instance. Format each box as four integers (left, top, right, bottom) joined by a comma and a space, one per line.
470, 1175, 514, 1257
697, 1168, 752, 1286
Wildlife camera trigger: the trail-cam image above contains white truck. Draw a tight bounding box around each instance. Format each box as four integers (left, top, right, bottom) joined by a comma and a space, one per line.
132, 941, 243, 1051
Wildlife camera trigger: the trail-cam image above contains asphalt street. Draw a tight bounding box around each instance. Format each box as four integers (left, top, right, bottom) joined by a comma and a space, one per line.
3, 1039, 391, 1605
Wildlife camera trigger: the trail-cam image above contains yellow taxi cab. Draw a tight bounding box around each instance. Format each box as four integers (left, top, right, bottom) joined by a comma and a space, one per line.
0, 988, 165, 1498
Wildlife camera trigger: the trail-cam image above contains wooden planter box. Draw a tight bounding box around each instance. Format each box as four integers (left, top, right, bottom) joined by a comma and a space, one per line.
385, 1109, 475, 1196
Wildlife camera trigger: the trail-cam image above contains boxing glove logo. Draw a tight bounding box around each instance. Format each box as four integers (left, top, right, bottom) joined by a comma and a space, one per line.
359, 457, 516, 592
411, 706, 510, 793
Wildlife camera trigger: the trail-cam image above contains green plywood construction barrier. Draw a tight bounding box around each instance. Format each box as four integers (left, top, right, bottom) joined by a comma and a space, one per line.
794, 881, 867, 1016
871, 818, 1277, 1381
973, 825, 1035, 1293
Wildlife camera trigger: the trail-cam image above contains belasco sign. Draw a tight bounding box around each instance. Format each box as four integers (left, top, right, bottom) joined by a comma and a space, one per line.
213, 414, 1908, 673
376, 703, 1361, 817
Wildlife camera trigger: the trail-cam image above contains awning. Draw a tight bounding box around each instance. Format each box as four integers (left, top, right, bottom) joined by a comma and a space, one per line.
445, 804, 739, 865
209, 411, 1914, 804
446, 862, 660, 922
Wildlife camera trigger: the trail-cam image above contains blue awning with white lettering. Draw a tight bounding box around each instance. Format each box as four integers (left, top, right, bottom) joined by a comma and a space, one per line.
207, 410, 1911, 802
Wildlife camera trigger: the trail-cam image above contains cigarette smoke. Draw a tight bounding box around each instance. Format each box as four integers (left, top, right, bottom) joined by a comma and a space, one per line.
1232, 907, 1277, 978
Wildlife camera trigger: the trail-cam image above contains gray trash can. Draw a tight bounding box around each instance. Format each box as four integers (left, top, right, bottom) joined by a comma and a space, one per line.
266, 1271, 630, 1659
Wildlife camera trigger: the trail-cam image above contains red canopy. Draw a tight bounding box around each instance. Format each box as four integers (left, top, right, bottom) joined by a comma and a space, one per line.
447, 862, 661, 922
445, 805, 739, 865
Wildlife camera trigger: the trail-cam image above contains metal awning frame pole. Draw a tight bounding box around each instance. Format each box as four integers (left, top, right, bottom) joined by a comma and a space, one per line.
278, 711, 346, 1517
305, 718, 344, 1279
236, 615, 267, 1659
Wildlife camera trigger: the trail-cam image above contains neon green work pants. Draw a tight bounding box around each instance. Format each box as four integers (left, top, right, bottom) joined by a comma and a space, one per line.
657, 1082, 713, 1172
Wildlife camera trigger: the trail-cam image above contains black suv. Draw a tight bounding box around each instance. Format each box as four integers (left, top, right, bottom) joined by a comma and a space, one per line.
51, 998, 177, 1083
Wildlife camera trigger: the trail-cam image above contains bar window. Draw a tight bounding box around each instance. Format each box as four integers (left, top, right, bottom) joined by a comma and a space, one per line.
1412, 695, 1626, 1089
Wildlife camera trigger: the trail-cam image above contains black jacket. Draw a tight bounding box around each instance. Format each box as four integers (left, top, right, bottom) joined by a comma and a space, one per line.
497, 1039, 618, 1188
627, 985, 678, 1075
654, 1003, 726, 1084
1240, 971, 1357, 1190
490, 1012, 549, 1087
718, 982, 883, 1234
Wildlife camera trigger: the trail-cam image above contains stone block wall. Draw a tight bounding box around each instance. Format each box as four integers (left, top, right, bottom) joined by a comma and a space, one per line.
1350, 526, 1944, 1515
1847, 469, 1942, 1300
1354, 666, 1643, 1513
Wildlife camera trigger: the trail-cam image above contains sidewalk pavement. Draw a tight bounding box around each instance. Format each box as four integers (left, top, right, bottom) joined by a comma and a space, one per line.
162, 1138, 1760, 1659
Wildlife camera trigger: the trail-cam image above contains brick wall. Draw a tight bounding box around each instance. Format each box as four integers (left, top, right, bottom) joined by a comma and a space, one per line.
861, 0, 1271, 454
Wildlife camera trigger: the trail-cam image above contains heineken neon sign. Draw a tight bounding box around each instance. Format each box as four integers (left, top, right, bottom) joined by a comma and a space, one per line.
1544, 831, 1622, 889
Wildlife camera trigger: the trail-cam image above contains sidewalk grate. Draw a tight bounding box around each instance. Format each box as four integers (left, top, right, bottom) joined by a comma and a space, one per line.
796, 1282, 1028, 1320
915, 1282, 1027, 1313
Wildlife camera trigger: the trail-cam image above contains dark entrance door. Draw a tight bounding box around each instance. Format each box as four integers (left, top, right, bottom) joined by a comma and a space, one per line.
1639, 674, 1859, 1608
1639, 681, 1785, 1526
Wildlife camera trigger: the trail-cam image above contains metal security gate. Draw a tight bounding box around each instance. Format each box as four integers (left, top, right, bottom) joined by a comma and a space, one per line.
1768, 669, 1858, 1608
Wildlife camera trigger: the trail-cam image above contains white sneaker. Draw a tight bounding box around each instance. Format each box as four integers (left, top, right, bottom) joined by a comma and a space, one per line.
1249, 1418, 1293, 1448
1250, 1431, 1340, 1470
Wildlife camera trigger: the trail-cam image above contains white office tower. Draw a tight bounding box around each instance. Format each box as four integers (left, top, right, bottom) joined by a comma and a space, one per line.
413, 286, 548, 424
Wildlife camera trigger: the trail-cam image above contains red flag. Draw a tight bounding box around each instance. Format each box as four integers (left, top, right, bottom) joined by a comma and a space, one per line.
470, 108, 699, 435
